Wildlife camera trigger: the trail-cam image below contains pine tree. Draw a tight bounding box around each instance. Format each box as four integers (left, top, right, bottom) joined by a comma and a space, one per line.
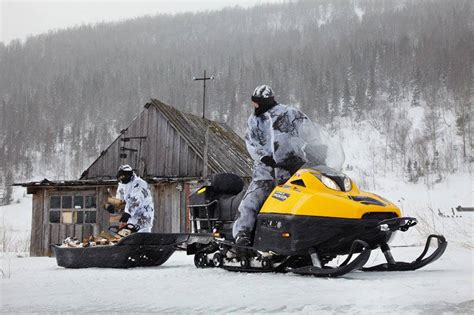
317, 75, 329, 122
354, 80, 366, 121
387, 78, 399, 105
423, 106, 442, 156
406, 159, 413, 182
330, 76, 340, 119
455, 106, 469, 158
366, 65, 376, 110
3, 171, 13, 205
411, 67, 422, 107
413, 160, 421, 183
342, 78, 352, 117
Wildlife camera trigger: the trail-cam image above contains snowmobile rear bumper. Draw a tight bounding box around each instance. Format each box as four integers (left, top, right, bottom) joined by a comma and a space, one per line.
52, 233, 189, 268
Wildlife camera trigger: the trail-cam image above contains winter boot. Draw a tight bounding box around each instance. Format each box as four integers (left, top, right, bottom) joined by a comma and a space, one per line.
235, 231, 252, 246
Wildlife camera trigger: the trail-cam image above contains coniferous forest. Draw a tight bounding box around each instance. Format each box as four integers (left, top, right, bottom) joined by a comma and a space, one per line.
0, 0, 472, 204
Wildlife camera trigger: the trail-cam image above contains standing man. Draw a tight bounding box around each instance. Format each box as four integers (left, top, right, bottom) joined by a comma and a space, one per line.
232, 85, 324, 245
116, 164, 154, 233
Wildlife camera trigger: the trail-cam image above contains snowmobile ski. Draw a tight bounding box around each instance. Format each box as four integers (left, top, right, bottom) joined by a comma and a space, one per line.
362, 234, 447, 272
290, 240, 371, 277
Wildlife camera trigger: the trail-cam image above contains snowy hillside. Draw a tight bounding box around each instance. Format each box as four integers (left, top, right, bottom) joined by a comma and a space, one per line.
334, 103, 473, 248
1, 0, 472, 192
0, 187, 31, 253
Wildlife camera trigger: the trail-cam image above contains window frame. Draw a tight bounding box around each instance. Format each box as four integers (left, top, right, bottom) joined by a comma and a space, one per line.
48, 191, 97, 225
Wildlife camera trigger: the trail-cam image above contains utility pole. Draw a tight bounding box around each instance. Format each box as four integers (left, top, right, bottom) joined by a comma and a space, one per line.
193, 70, 214, 119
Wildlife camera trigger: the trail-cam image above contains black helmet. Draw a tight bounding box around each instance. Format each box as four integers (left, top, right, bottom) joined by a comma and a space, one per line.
117, 164, 134, 184
251, 85, 276, 106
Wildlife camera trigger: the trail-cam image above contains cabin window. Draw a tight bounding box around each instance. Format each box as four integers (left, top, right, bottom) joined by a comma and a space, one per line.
62, 211, 73, 224
49, 193, 97, 224
62, 196, 72, 208
74, 196, 84, 209
49, 210, 60, 223
85, 195, 96, 208
50, 196, 61, 208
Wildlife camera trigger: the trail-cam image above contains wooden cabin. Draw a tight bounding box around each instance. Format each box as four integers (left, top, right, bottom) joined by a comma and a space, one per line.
16, 99, 252, 256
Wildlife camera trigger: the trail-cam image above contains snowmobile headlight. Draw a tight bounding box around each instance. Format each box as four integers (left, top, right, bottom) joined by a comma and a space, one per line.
343, 177, 352, 192
320, 175, 341, 191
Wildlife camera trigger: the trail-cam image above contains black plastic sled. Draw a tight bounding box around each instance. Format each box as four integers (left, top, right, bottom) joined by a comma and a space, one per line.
52, 233, 189, 269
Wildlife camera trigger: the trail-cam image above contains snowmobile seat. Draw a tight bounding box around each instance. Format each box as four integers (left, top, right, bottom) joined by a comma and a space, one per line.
210, 173, 245, 195
188, 173, 245, 233
210, 173, 245, 221
216, 189, 245, 222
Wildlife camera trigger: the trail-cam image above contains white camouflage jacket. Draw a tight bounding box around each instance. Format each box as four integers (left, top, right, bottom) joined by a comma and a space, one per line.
245, 103, 325, 182
116, 174, 154, 232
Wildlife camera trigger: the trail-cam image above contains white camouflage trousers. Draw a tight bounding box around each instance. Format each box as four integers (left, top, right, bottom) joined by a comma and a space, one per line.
232, 180, 275, 238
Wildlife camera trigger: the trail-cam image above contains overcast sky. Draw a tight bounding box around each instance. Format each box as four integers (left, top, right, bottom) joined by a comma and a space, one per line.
1, 0, 284, 44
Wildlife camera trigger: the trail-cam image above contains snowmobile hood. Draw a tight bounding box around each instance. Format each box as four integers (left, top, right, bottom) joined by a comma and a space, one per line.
259, 167, 401, 219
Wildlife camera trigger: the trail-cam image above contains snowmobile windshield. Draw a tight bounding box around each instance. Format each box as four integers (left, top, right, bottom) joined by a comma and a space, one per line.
298, 121, 345, 171
308, 165, 345, 177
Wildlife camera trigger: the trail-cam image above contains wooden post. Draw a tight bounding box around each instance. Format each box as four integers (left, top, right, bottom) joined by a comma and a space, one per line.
203, 125, 209, 179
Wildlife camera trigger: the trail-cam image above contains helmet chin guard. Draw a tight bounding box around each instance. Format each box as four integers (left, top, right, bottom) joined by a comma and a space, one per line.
117, 164, 134, 183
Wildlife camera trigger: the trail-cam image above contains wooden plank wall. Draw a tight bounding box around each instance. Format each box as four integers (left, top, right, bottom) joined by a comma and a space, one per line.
121, 109, 149, 177
147, 109, 204, 178
30, 182, 193, 255
151, 182, 189, 233
83, 106, 205, 180
30, 191, 45, 256
97, 186, 112, 231
84, 110, 148, 179
42, 190, 51, 256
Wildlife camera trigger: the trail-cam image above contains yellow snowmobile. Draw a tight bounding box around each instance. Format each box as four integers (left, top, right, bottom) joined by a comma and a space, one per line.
187, 165, 447, 277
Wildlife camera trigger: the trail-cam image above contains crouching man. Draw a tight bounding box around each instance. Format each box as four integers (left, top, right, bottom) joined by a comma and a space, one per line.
115, 164, 154, 233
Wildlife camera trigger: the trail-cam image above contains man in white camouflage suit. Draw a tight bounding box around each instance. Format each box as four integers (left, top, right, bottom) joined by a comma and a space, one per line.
116, 165, 154, 233
233, 85, 325, 245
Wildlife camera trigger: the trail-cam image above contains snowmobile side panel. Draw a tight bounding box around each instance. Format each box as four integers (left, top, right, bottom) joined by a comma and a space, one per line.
253, 213, 396, 256
52, 233, 190, 269
259, 168, 401, 219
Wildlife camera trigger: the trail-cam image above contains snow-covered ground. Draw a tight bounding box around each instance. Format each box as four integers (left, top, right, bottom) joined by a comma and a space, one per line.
1, 109, 472, 313
1, 180, 473, 313
1, 246, 472, 313
0, 188, 32, 253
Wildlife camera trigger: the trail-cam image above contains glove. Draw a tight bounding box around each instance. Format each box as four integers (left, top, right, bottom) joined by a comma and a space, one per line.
104, 203, 115, 214
119, 212, 131, 223
261, 156, 276, 168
